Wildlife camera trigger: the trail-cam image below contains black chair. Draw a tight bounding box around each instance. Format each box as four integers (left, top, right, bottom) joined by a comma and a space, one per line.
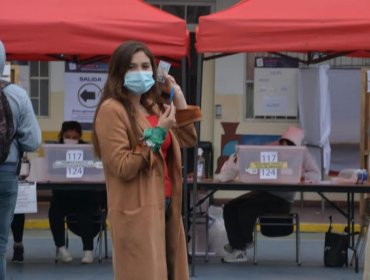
253, 213, 301, 265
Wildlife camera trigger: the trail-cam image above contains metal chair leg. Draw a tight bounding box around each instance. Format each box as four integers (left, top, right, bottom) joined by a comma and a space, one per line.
296, 214, 301, 266
205, 214, 209, 262
350, 219, 369, 266
98, 209, 107, 263
104, 221, 108, 259
253, 219, 258, 265
55, 247, 59, 264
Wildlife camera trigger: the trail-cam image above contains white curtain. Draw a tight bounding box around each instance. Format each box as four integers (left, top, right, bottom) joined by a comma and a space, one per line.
298, 65, 331, 175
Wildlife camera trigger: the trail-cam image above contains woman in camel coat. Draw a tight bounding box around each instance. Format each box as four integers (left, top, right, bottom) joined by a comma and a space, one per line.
92, 41, 201, 280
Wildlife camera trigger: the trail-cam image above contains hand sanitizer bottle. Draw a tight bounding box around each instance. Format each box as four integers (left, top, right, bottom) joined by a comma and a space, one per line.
197, 148, 206, 181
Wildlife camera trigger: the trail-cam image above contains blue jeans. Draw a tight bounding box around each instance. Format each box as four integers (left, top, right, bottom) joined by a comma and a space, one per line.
0, 172, 18, 280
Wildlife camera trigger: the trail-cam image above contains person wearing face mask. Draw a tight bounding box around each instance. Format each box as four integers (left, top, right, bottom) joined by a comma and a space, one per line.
48, 121, 102, 264
92, 41, 202, 280
218, 127, 321, 263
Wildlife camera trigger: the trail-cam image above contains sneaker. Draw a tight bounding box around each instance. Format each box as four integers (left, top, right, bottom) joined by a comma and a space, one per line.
81, 250, 94, 264
222, 250, 248, 263
57, 246, 73, 263
224, 242, 254, 254
224, 244, 233, 254
12, 244, 24, 263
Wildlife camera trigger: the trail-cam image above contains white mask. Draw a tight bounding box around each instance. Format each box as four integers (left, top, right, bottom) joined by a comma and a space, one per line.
63, 138, 79, 145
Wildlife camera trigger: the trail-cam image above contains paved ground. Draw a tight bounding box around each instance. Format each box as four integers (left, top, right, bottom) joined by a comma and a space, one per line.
6, 231, 365, 280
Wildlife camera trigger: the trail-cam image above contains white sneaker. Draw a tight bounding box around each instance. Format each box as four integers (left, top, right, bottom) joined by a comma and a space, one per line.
57, 246, 73, 263
224, 242, 254, 253
224, 244, 233, 254
81, 250, 94, 264
222, 250, 248, 263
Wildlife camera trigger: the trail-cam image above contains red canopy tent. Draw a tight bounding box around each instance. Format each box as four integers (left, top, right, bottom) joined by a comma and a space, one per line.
189, 1, 370, 276
0, 0, 189, 62
196, 0, 370, 63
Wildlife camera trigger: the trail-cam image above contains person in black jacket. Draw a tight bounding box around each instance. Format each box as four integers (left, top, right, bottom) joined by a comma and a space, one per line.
48, 121, 102, 264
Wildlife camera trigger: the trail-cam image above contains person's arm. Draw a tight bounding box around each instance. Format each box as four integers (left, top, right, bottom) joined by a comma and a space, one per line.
214, 153, 239, 182
17, 88, 42, 152
95, 100, 151, 181
171, 109, 200, 148
302, 149, 321, 183
160, 74, 187, 109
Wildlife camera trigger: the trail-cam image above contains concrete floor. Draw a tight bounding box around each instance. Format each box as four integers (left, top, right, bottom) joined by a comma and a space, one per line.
5, 230, 366, 280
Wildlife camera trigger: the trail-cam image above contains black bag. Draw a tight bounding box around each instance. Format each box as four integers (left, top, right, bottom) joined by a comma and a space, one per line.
324, 216, 349, 267
0, 79, 14, 164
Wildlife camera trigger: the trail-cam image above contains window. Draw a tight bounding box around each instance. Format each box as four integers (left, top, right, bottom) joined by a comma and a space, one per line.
29, 61, 49, 116
146, 1, 213, 31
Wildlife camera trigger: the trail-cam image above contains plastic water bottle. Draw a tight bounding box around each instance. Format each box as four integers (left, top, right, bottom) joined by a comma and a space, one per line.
356, 169, 368, 184
197, 148, 206, 181
19, 153, 30, 180
337, 168, 368, 184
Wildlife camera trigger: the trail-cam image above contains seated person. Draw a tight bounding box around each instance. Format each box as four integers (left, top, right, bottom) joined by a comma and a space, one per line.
48, 121, 104, 264
217, 126, 320, 263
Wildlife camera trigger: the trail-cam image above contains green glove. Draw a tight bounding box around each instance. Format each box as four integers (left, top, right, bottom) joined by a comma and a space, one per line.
143, 127, 167, 152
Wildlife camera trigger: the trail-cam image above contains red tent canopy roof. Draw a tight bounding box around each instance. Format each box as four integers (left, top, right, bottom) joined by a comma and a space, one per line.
0, 0, 189, 62
196, 0, 370, 55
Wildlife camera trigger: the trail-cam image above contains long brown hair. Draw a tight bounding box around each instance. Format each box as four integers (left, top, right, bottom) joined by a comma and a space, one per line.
92, 41, 164, 157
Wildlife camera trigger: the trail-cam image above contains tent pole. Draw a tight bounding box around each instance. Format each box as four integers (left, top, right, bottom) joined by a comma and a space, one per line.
181, 55, 190, 260
189, 53, 204, 277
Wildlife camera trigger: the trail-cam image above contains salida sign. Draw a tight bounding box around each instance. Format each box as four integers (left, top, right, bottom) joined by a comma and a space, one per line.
64, 71, 107, 124
77, 76, 102, 108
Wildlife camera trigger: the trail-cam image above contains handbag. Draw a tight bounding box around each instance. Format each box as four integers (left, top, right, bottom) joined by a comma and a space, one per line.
324, 216, 349, 267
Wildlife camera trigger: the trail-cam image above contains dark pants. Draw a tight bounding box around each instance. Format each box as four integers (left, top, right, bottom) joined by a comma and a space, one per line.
11, 214, 25, 243
48, 190, 100, 251
223, 191, 292, 250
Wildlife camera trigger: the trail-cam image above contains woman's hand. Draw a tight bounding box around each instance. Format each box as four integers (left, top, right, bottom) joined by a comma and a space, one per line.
160, 74, 187, 109
157, 103, 177, 130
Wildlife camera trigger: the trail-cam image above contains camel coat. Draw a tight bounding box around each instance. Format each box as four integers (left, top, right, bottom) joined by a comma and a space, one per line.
95, 98, 201, 280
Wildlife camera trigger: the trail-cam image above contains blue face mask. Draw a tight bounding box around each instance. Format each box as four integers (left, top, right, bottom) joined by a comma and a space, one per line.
123, 71, 155, 95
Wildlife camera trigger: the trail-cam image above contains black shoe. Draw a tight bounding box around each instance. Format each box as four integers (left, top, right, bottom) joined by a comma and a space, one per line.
12, 245, 24, 263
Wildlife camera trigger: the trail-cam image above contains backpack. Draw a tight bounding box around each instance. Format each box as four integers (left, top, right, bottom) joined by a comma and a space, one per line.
0, 79, 15, 164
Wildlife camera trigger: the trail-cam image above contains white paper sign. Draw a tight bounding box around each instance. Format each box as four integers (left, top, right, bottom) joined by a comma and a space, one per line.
66, 150, 84, 178
260, 151, 278, 179
14, 182, 38, 214
263, 95, 288, 114
254, 68, 298, 117
64, 72, 107, 123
